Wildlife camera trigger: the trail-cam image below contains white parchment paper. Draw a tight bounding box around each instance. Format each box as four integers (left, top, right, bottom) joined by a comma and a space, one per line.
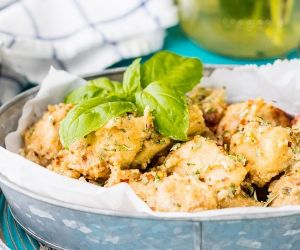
1, 61, 300, 220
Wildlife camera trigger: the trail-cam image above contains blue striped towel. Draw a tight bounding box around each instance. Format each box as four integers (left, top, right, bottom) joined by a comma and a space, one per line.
0, 0, 178, 105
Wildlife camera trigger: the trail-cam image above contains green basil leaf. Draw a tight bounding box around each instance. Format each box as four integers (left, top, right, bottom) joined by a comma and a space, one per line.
60, 97, 136, 148
123, 58, 142, 95
135, 82, 189, 141
141, 51, 203, 94
65, 77, 125, 104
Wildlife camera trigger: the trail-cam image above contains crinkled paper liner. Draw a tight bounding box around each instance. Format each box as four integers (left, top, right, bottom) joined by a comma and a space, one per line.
2, 61, 300, 220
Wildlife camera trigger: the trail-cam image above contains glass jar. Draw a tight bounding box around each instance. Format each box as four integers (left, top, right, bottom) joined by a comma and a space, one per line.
178, 0, 300, 58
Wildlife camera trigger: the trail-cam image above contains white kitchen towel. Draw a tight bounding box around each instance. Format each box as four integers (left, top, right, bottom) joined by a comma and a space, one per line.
0, 0, 178, 104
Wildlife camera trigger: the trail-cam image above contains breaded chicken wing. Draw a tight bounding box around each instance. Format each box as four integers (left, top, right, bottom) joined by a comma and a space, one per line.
267, 162, 300, 207
188, 87, 227, 126
217, 98, 291, 144
163, 135, 247, 196
49, 112, 166, 180
24, 102, 210, 180
105, 168, 141, 187
129, 172, 217, 212
230, 122, 294, 187
187, 104, 211, 137
22, 103, 73, 166
218, 193, 262, 208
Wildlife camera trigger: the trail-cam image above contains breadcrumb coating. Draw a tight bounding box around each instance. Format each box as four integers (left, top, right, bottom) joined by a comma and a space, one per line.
22, 86, 300, 211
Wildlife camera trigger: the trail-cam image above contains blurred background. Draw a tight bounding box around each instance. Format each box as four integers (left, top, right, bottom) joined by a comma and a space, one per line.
0, 0, 300, 249
178, 0, 300, 58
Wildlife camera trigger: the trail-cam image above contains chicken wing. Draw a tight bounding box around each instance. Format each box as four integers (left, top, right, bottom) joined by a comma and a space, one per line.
268, 162, 300, 207
188, 86, 227, 126
163, 135, 247, 197
129, 172, 218, 212
230, 122, 294, 187
217, 98, 291, 144
22, 103, 73, 166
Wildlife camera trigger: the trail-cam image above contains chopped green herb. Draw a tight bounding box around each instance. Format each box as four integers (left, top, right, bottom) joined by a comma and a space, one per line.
114, 143, 133, 151
292, 146, 300, 154
176, 203, 181, 208
155, 173, 161, 180
194, 170, 200, 175
156, 139, 166, 144
229, 183, 237, 196
256, 116, 271, 126
229, 154, 247, 166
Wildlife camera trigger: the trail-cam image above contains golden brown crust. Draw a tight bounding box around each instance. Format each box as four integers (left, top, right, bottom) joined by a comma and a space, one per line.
164, 135, 247, 194
130, 173, 218, 212
48, 113, 163, 180
217, 98, 291, 144
230, 122, 294, 187
21, 88, 300, 212
218, 192, 262, 208
188, 87, 227, 126
22, 103, 73, 166
268, 163, 300, 207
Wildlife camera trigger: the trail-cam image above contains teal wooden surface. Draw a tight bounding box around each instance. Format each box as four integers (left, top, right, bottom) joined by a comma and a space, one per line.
112, 26, 299, 68
0, 193, 39, 249
0, 25, 299, 250
164, 26, 299, 65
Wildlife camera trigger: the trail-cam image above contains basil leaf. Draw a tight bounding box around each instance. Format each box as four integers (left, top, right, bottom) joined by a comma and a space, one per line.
65, 77, 125, 104
141, 51, 203, 94
123, 58, 141, 96
60, 97, 136, 148
135, 82, 189, 141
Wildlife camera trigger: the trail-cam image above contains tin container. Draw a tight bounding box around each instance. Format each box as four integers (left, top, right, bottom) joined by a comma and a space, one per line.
0, 67, 300, 250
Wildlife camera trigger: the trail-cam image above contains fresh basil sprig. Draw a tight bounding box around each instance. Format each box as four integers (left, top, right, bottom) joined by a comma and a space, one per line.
60, 51, 203, 148
60, 97, 136, 147
123, 58, 142, 96
141, 51, 203, 94
65, 77, 126, 104
135, 82, 189, 141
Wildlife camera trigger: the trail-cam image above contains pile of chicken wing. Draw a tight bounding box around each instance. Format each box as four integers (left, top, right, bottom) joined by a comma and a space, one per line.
21, 86, 300, 212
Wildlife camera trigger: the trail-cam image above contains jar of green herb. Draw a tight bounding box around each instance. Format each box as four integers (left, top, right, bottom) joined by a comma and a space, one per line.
178, 0, 300, 58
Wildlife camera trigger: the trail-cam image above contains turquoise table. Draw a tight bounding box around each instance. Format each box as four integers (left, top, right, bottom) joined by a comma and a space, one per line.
1, 26, 299, 250
114, 26, 299, 67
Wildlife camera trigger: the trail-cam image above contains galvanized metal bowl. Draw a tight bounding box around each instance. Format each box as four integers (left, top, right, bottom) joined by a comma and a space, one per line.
0, 67, 300, 250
